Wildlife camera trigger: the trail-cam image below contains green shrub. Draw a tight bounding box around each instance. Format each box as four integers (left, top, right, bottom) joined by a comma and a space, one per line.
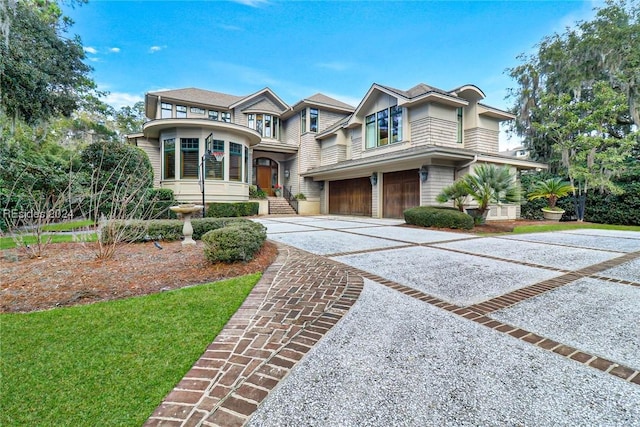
206, 202, 259, 218
202, 220, 267, 263
404, 206, 474, 230
249, 185, 267, 199
100, 217, 249, 243
143, 188, 177, 219
293, 193, 307, 200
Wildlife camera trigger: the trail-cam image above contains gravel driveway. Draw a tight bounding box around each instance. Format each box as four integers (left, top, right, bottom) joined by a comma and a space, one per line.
249, 216, 640, 426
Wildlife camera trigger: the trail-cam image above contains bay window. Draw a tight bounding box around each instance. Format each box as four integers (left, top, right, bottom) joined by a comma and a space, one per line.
229, 142, 242, 181
163, 138, 175, 179
205, 139, 224, 180
180, 138, 199, 178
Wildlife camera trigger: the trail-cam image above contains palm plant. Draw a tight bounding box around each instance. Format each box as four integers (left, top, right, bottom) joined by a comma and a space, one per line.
527, 177, 574, 210
436, 180, 469, 212
462, 164, 521, 222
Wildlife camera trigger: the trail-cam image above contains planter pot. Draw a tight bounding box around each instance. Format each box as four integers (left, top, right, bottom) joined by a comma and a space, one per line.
542, 208, 564, 221
465, 207, 490, 225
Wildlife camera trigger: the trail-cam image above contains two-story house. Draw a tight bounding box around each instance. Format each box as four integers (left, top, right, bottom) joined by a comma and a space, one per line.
128, 82, 546, 219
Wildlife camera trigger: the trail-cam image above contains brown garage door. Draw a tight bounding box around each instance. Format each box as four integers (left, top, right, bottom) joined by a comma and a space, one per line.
383, 170, 420, 218
329, 177, 372, 216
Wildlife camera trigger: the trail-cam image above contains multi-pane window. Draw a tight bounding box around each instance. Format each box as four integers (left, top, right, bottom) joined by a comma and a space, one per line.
365, 106, 403, 149
190, 107, 205, 114
180, 138, 199, 178
300, 109, 306, 133
365, 114, 376, 149
161, 103, 172, 118
377, 109, 389, 146
456, 107, 463, 143
208, 110, 219, 121
163, 138, 175, 179
248, 114, 279, 139
244, 147, 249, 183
176, 105, 187, 118
205, 139, 224, 180
229, 142, 242, 182
309, 108, 318, 133
221, 112, 231, 122
391, 106, 403, 143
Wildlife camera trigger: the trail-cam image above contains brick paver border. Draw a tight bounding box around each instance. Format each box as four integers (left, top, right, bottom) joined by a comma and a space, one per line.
145, 244, 363, 427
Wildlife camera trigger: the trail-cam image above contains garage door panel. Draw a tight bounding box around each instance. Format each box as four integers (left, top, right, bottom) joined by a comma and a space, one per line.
383, 170, 419, 218
329, 177, 372, 216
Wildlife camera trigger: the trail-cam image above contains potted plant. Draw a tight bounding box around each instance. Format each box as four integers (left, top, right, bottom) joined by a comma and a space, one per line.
527, 177, 574, 221
273, 184, 282, 197
462, 164, 521, 224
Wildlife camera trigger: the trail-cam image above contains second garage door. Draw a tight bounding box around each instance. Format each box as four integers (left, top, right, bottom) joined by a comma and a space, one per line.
383, 169, 420, 218
329, 177, 372, 216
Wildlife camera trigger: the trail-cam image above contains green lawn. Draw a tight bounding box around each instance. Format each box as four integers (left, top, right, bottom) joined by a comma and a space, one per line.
0, 232, 97, 250
41, 219, 95, 232
0, 274, 261, 426
512, 222, 640, 234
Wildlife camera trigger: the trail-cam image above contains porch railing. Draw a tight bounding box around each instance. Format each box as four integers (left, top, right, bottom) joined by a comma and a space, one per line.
283, 185, 298, 214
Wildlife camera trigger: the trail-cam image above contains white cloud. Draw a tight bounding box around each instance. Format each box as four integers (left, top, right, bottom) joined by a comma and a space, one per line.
88, 57, 100, 63
84, 46, 98, 54
102, 92, 144, 110
109, 47, 121, 53
231, 0, 269, 7
149, 45, 165, 53
316, 61, 352, 72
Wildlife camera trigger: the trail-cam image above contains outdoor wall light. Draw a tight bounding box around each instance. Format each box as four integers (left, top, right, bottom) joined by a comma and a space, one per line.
370, 172, 378, 186
284, 169, 290, 179
419, 166, 429, 183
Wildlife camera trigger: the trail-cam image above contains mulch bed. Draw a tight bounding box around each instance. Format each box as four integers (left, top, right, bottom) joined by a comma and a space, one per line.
0, 240, 278, 313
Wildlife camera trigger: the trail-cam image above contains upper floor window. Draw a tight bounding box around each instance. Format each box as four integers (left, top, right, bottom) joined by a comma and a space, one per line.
176, 105, 187, 118
365, 106, 403, 149
309, 108, 318, 133
208, 110, 219, 120
300, 109, 306, 133
221, 112, 231, 122
248, 113, 279, 139
161, 103, 172, 119
456, 107, 463, 143
190, 107, 205, 114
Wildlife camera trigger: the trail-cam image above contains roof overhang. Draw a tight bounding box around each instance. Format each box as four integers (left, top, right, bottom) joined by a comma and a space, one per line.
478, 104, 515, 120
476, 154, 548, 170
251, 141, 299, 154
301, 146, 477, 181
142, 119, 262, 145
398, 92, 468, 108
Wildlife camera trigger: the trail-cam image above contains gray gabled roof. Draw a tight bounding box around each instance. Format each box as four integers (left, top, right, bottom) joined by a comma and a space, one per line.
147, 88, 244, 108
305, 93, 355, 110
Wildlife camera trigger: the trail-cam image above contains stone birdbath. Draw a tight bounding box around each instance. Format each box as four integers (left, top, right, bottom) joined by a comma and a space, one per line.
170, 204, 204, 245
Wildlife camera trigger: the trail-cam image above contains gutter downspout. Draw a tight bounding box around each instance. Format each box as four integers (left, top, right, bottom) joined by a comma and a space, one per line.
455, 154, 478, 179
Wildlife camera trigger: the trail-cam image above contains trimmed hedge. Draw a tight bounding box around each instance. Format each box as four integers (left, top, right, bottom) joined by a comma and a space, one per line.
404, 206, 474, 230
202, 220, 267, 263
206, 202, 259, 218
101, 217, 250, 243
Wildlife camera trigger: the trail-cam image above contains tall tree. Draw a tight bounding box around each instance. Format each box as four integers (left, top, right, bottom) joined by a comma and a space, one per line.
0, 0, 95, 125
507, 0, 639, 168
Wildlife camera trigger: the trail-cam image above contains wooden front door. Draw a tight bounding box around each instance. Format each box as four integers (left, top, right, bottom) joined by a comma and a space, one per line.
383, 170, 420, 218
256, 165, 272, 196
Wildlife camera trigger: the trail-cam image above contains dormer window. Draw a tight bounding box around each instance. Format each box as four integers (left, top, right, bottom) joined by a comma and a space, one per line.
248, 113, 279, 139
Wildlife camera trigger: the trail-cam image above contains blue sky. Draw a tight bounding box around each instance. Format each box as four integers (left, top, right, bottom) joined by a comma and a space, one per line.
63, 0, 600, 148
